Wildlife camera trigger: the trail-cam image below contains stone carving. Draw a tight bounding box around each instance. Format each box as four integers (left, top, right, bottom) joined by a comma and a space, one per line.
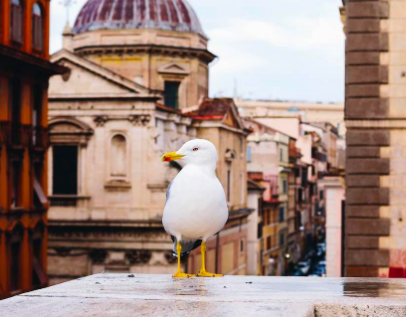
94, 116, 109, 127
89, 249, 108, 264
164, 251, 177, 264
128, 114, 151, 126
125, 250, 152, 265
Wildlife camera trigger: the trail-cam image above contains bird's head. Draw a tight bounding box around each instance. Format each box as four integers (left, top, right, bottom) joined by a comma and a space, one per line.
161, 139, 218, 168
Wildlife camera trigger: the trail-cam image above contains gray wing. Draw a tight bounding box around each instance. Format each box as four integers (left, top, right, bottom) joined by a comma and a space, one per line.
171, 236, 202, 258
164, 181, 172, 206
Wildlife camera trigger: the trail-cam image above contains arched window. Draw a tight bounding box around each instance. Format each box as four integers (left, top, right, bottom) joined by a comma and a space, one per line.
32, 3, 43, 51
10, 0, 23, 43
111, 135, 127, 177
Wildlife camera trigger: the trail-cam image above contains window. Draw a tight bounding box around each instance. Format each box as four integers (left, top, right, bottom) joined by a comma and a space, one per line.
247, 146, 252, 163
33, 162, 47, 208
227, 164, 231, 203
32, 226, 47, 288
32, 84, 42, 146
279, 233, 285, 247
278, 206, 285, 222
240, 239, 244, 254
319, 190, 324, 200
10, 227, 22, 292
267, 236, 271, 250
10, 0, 23, 43
111, 135, 127, 177
52, 146, 78, 195
279, 148, 283, 161
32, 3, 43, 51
10, 79, 21, 124
282, 180, 287, 194
10, 160, 22, 208
164, 81, 180, 109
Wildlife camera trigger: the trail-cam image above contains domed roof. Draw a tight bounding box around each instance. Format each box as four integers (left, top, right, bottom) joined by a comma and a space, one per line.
73, 0, 206, 37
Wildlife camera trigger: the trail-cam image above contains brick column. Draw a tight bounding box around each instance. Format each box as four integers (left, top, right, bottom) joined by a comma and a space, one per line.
345, 0, 391, 277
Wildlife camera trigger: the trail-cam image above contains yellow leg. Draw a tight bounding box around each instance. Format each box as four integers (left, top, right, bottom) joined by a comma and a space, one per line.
197, 241, 223, 277
173, 241, 195, 278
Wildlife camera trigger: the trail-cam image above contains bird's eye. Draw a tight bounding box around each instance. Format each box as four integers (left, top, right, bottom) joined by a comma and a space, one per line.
193, 147, 199, 152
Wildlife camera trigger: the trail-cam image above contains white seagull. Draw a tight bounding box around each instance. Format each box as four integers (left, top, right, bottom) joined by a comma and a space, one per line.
161, 139, 228, 278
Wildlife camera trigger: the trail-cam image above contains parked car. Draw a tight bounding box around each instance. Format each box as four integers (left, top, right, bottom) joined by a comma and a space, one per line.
316, 246, 324, 257
297, 259, 311, 275
317, 243, 326, 253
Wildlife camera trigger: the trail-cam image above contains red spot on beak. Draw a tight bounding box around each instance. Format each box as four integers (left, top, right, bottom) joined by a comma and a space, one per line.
165, 157, 171, 162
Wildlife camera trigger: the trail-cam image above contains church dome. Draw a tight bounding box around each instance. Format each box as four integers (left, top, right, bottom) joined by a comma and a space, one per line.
73, 0, 206, 37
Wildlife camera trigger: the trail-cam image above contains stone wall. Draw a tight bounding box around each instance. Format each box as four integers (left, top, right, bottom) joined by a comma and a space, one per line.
345, 0, 406, 277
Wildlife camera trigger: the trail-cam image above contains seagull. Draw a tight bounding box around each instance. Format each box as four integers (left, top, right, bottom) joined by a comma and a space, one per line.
161, 139, 228, 278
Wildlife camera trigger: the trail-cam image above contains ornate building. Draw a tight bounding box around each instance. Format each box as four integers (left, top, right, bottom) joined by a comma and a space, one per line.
47, 0, 251, 284
0, 0, 65, 299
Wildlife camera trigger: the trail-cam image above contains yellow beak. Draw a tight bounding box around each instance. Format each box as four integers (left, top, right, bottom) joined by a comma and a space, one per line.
162, 151, 184, 162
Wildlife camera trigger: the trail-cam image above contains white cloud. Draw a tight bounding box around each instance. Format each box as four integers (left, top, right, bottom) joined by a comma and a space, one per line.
208, 17, 344, 52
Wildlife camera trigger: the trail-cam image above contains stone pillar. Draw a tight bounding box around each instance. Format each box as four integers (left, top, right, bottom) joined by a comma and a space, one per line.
345, 0, 406, 277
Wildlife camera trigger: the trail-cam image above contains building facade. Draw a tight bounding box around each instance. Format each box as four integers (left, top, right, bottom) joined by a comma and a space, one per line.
343, 0, 406, 278
0, 0, 64, 299
47, 0, 251, 283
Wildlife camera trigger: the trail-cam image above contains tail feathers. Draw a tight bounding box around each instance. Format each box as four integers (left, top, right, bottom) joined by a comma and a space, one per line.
171, 236, 202, 257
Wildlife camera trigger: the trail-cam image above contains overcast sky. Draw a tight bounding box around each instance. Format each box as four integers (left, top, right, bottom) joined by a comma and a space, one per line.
50, 0, 345, 103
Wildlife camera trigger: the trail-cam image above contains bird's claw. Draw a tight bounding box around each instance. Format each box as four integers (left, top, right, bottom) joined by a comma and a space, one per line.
197, 270, 223, 277
173, 272, 196, 278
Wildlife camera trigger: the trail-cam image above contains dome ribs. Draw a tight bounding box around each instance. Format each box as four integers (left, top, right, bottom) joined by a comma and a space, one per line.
149, 0, 157, 21
175, 0, 190, 24
99, 0, 115, 21
124, 0, 134, 22
159, 0, 169, 22
72, 0, 205, 37
137, 0, 146, 22
112, 0, 124, 21
167, 0, 179, 24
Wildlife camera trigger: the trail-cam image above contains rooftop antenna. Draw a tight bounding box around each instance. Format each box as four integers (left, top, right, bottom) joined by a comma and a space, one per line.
60, 0, 76, 26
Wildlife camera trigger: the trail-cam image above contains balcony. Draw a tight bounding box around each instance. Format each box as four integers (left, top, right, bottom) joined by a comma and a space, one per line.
32, 126, 49, 149
0, 122, 48, 149
1, 274, 405, 316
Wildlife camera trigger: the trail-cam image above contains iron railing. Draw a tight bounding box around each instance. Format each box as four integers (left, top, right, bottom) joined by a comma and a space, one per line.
0, 121, 48, 149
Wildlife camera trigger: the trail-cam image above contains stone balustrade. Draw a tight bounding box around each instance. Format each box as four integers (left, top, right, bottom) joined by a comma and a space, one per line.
1, 274, 406, 316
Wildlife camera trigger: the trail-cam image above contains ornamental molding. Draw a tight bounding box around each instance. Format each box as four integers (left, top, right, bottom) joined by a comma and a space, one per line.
93, 114, 151, 127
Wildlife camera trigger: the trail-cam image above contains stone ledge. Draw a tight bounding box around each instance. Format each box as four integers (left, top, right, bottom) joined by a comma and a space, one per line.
1, 274, 406, 317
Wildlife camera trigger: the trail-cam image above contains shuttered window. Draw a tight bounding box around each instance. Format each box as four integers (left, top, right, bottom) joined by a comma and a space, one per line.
10, 0, 23, 43
32, 3, 43, 51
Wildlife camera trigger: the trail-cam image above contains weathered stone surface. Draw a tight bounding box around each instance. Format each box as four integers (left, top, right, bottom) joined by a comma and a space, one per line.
346, 175, 380, 187
346, 52, 380, 65
346, 250, 389, 266
346, 205, 380, 218
347, 236, 379, 249
1, 274, 406, 317
346, 66, 388, 84
346, 159, 390, 174
347, 19, 381, 33
346, 188, 389, 205
346, 218, 390, 235
346, 99, 388, 118
345, 267, 379, 278
347, 34, 388, 52
347, 130, 390, 146
347, 2, 389, 18
346, 84, 380, 98
347, 147, 381, 158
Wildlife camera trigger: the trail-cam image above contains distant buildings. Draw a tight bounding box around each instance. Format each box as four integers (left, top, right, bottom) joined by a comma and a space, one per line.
0, 0, 65, 299
241, 107, 345, 276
